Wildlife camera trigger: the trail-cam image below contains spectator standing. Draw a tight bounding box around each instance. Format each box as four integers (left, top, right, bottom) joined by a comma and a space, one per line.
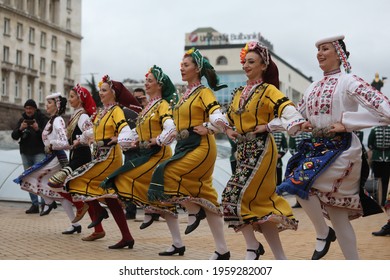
11, 99, 48, 214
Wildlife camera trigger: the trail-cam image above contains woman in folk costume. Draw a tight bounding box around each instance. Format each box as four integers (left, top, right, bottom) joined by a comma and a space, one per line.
66, 75, 142, 249
277, 35, 390, 259
48, 85, 103, 236
101, 66, 185, 256
14, 93, 83, 233
220, 42, 305, 260
148, 48, 230, 260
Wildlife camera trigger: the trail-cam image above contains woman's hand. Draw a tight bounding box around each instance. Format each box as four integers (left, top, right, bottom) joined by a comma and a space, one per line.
193, 125, 209, 136
300, 121, 313, 132
107, 136, 118, 146
329, 122, 346, 133
149, 138, 157, 146
72, 139, 81, 148
226, 128, 239, 141
253, 124, 268, 134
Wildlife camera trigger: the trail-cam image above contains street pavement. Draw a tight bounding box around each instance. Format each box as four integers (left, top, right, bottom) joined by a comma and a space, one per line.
0, 198, 388, 260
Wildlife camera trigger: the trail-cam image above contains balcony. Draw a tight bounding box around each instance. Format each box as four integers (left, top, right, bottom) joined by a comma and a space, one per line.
1, 61, 13, 71
64, 78, 74, 86
26, 68, 39, 78
14, 65, 26, 75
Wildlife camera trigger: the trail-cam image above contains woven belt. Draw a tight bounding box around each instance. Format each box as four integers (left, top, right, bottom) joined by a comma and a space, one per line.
312, 127, 336, 138
139, 140, 150, 150
236, 132, 265, 143
176, 128, 194, 141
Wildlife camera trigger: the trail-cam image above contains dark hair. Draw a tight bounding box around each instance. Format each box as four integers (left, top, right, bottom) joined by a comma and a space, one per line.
133, 88, 145, 95
338, 40, 350, 58
47, 96, 67, 134
263, 60, 280, 89
203, 68, 219, 90
24, 99, 37, 109
185, 54, 220, 90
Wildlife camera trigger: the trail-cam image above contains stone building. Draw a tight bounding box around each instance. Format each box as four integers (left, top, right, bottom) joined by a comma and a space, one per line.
0, 0, 82, 130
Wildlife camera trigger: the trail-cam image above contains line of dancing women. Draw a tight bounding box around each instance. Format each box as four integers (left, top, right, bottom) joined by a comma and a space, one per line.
14, 35, 390, 260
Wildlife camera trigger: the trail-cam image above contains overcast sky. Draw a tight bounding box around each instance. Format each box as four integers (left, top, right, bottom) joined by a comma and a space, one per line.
81, 0, 390, 96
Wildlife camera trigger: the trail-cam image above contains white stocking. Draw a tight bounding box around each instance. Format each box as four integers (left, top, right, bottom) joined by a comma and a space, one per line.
297, 195, 330, 251
61, 199, 80, 227
40, 195, 54, 212
326, 206, 359, 259
142, 209, 153, 224
240, 224, 260, 260
205, 210, 229, 260
260, 222, 287, 260
163, 214, 184, 252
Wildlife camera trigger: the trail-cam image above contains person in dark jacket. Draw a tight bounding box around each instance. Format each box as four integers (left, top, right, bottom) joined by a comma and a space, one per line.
11, 99, 49, 214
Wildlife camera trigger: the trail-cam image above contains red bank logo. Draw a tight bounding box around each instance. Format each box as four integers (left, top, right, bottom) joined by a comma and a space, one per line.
189, 33, 198, 43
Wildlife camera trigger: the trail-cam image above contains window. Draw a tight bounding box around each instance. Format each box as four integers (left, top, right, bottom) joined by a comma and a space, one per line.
39, 0, 46, 19
216, 56, 228, 65
40, 57, 46, 73
3, 46, 10, 62
40, 32, 46, 48
28, 54, 34, 69
39, 82, 45, 102
51, 60, 56, 76
1, 76, 7, 96
3, 18, 11, 35
15, 0, 24, 10
17, 23, 23, 40
67, 0, 71, 10
50, 84, 56, 93
27, 0, 36, 15
65, 65, 71, 78
51, 35, 57, 51
29, 28, 35, 44
66, 18, 71, 30
27, 82, 32, 99
65, 41, 71, 57
16, 50, 22, 66
15, 80, 20, 98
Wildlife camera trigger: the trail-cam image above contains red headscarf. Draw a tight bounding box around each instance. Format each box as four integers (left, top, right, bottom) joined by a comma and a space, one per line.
73, 84, 97, 116
98, 75, 142, 113
111, 80, 142, 113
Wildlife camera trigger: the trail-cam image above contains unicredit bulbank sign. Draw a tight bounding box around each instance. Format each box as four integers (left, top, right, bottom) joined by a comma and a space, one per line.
185, 31, 273, 51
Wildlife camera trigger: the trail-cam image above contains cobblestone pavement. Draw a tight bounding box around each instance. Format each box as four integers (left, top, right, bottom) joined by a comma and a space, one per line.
0, 199, 388, 260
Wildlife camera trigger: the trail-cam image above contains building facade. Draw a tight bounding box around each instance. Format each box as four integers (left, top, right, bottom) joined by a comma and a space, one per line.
185, 27, 312, 106
0, 0, 82, 110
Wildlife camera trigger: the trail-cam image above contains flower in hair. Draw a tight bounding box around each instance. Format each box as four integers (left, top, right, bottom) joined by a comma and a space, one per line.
240, 41, 269, 65
240, 44, 250, 64
98, 74, 112, 89
186, 48, 195, 55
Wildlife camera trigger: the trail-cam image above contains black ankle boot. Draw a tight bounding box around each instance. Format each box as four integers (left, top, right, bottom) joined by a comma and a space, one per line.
62, 225, 82, 234
108, 239, 134, 249
88, 208, 109, 228
311, 227, 336, 260
215, 251, 231, 260
159, 245, 186, 256
372, 223, 390, 236
40, 201, 57, 216
247, 243, 265, 260
140, 213, 159, 230
185, 208, 206, 235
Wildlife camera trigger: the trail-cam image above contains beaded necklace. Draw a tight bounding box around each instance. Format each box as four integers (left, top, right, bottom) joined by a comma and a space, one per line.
137, 96, 162, 125
324, 68, 341, 76
94, 103, 117, 127
176, 82, 202, 107
239, 79, 263, 108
